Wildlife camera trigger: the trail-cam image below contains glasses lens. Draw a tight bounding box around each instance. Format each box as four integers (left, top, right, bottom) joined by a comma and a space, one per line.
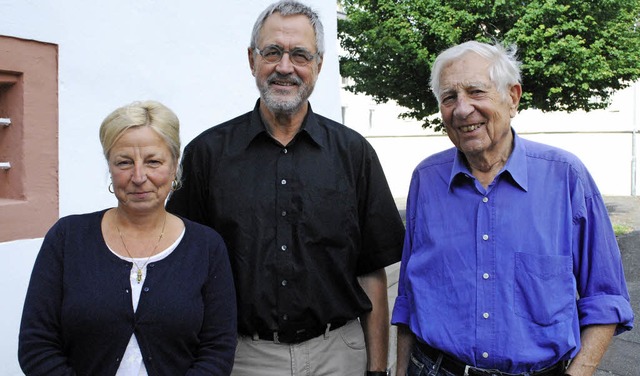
261, 47, 283, 63
290, 49, 314, 66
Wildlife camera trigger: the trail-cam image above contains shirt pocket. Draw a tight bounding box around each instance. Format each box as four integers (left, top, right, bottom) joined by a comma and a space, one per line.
513, 252, 575, 326
301, 185, 356, 244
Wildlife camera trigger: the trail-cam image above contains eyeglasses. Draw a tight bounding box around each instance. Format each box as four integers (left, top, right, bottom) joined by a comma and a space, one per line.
255, 45, 319, 66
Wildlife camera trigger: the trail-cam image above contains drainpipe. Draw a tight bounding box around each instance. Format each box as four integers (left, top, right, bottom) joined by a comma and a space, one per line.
633, 81, 638, 196
633, 20, 638, 196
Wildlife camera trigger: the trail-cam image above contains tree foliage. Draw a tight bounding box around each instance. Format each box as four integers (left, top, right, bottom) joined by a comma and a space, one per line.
338, 0, 640, 128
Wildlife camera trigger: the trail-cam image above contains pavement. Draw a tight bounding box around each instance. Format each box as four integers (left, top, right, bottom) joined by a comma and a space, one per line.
386, 195, 640, 375
596, 196, 640, 376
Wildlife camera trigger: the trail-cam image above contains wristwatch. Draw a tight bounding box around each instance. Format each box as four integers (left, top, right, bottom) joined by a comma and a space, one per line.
366, 370, 391, 376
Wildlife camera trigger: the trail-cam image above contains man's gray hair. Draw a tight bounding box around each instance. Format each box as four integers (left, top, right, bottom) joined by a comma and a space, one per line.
430, 41, 521, 103
249, 0, 325, 57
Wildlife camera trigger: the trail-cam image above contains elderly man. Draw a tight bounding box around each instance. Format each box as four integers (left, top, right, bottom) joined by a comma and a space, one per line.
167, 1, 403, 375
392, 41, 634, 376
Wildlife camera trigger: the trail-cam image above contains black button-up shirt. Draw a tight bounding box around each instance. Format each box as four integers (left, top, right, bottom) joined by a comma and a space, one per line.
167, 101, 404, 335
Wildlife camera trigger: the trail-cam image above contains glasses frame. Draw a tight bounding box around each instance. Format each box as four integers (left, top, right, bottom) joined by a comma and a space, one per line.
254, 45, 320, 67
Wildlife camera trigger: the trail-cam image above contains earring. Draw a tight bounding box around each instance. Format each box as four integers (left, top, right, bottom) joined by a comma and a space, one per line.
108, 182, 114, 194
171, 179, 179, 191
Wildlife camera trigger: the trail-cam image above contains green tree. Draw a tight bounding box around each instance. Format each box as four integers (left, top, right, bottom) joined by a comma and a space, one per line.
339, 0, 640, 129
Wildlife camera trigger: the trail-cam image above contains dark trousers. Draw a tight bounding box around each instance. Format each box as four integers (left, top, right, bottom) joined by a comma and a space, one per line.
407, 343, 457, 376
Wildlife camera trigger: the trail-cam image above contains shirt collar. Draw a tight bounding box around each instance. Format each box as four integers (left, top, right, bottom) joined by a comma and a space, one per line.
244, 99, 324, 149
448, 128, 528, 192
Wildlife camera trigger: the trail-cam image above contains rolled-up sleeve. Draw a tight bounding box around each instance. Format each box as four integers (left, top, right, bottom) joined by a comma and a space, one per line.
573, 193, 634, 334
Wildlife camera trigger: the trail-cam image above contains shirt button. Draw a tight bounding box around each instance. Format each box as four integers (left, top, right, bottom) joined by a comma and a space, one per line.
143, 287, 150, 292
281, 179, 287, 185
483, 312, 490, 319
482, 197, 489, 203
482, 234, 489, 241
483, 273, 490, 280
281, 280, 287, 286
282, 148, 288, 154
281, 210, 287, 216
281, 245, 288, 251
282, 314, 289, 320
125, 289, 130, 294
482, 352, 489, 359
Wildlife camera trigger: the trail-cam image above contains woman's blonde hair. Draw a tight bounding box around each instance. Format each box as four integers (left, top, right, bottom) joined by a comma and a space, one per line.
99, 100, 182, 182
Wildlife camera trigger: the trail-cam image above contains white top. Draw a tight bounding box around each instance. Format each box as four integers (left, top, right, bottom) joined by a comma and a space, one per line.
109, 229, 185, 376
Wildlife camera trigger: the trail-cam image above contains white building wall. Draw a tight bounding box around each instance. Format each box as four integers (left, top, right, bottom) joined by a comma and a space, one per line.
0, 1, 340, 374
342, 80, 640, 200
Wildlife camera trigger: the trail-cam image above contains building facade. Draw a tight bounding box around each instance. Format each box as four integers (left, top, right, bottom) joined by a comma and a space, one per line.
0, 2, 340, 374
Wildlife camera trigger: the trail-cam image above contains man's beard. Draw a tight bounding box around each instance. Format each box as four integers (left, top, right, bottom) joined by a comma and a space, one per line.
257, 73, 315, 115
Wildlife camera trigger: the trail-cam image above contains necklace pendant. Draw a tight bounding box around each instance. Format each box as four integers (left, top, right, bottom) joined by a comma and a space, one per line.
136, 268, 143, 283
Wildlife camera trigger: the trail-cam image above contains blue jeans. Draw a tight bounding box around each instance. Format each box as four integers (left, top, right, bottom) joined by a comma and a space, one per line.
407, 344, 458, 376
407, 344, 568, 376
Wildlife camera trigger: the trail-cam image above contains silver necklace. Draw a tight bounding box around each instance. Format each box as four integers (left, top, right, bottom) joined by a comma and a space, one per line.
114, 210, 167, 284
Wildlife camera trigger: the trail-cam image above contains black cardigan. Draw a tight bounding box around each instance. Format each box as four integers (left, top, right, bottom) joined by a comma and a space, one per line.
19, 210, 237, 376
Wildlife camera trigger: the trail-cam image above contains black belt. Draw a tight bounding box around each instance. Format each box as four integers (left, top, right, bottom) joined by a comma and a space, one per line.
252, 320, 348, 344
416, 341, 568, 376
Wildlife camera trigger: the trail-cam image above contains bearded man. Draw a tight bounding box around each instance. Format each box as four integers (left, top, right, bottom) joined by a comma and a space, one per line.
167, 2, 404, 376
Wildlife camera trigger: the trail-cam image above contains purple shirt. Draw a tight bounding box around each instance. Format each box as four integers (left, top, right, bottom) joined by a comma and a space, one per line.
392, 131, 633, 373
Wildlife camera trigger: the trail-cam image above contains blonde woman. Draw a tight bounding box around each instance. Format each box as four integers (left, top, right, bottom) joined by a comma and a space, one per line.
19, 101, 236, 375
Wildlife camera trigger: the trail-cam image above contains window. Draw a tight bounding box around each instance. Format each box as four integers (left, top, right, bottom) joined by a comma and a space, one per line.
0, 35, 58, 242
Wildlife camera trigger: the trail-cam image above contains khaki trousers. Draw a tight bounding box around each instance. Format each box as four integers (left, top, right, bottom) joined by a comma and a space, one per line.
231, 319, 367, 376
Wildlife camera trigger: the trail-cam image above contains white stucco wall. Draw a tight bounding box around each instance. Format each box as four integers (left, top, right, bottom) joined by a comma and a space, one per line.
343, 81, 640, 200
0, 1, 340, 374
